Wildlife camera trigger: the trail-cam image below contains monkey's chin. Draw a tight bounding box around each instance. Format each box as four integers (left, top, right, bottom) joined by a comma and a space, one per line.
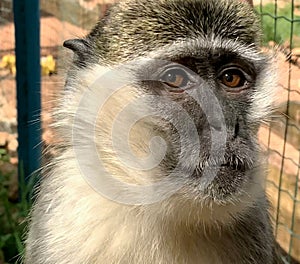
189, 155, 257, 203
165, 163, 263, 226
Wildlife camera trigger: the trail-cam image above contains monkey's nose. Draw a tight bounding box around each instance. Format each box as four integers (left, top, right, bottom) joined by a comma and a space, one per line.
206, 113, 224, 132
233, 121, 240, 138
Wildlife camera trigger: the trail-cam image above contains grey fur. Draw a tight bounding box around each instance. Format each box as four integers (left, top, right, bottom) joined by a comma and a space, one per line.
25, 0, 282, 263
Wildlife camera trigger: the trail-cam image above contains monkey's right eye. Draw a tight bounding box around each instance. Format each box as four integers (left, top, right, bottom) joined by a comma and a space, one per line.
159, 67, 192, 92
218, 67, 251, 92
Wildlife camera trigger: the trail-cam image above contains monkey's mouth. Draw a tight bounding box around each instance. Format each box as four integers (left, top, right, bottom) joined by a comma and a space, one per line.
194, 153, 251, 176
219, 158, 247, 172
190, 153, 255, 199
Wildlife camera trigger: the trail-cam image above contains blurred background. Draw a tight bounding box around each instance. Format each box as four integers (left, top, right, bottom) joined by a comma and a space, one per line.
0, 0, 299, 263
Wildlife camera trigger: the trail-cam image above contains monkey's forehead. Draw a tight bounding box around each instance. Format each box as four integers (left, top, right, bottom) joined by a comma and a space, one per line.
87, 0, 260, 63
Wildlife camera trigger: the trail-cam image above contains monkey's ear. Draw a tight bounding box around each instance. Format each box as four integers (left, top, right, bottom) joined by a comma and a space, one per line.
63, 39, 89, 56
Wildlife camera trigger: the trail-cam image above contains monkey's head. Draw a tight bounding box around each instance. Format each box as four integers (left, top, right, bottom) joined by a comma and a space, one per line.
61, 0, 276, 223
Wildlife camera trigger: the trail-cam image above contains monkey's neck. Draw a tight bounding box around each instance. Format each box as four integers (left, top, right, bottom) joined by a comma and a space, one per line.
43, 153, 274, 263
94, 199, 274, 264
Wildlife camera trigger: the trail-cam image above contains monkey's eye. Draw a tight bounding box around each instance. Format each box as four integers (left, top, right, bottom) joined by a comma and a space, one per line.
219, 68, 249, 90
159, 67, 192, 91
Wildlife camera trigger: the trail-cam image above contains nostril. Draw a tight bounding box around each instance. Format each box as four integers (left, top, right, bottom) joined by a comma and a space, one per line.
234, 122, 239, 139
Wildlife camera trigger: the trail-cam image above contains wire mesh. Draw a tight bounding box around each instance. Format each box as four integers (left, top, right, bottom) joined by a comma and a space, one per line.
0, 0, 17, 159
257, 0, 300, 263
0, 0, 16, 135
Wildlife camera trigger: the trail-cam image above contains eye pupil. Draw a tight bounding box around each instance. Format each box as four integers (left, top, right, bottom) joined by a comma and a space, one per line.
220, 69, 246, 89
160, 68, 190, 90
166, 73, 176, 83
224, 73, 234, 83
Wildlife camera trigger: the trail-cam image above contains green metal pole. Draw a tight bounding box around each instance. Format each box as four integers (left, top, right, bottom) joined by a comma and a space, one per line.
13, 0, 41, 182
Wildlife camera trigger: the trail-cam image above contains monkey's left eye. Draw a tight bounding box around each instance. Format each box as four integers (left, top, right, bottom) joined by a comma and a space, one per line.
218, 68, 250, 91
159, 67, 192, 91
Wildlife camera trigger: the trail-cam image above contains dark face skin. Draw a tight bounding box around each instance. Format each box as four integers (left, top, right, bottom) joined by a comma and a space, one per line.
130, 42, 265, 202
64, 0, 268, 202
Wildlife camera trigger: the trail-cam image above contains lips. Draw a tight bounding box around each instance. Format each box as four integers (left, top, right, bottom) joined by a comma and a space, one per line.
220, 156, 248, 172
194, 153, 252, 177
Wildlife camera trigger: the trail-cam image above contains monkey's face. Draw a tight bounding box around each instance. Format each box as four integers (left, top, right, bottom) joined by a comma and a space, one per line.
123, 39, 273, 204
64, 0, 276, 208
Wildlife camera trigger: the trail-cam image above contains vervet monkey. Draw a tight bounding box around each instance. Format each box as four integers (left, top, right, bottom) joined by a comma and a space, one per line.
25, 0, 282, 263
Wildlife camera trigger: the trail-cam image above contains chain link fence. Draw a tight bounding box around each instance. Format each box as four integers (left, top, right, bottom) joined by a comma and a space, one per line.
256, 0, 300, 263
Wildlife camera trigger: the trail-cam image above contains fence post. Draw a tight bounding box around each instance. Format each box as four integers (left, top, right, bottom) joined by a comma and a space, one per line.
13, 0, 41, 182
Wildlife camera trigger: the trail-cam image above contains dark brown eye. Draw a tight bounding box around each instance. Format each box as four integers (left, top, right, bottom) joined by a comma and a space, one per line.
219, 69, 247, 89
160, 67, 190, 89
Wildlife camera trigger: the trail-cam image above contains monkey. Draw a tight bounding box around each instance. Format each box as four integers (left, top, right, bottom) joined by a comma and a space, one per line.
25, 0, 283, 263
